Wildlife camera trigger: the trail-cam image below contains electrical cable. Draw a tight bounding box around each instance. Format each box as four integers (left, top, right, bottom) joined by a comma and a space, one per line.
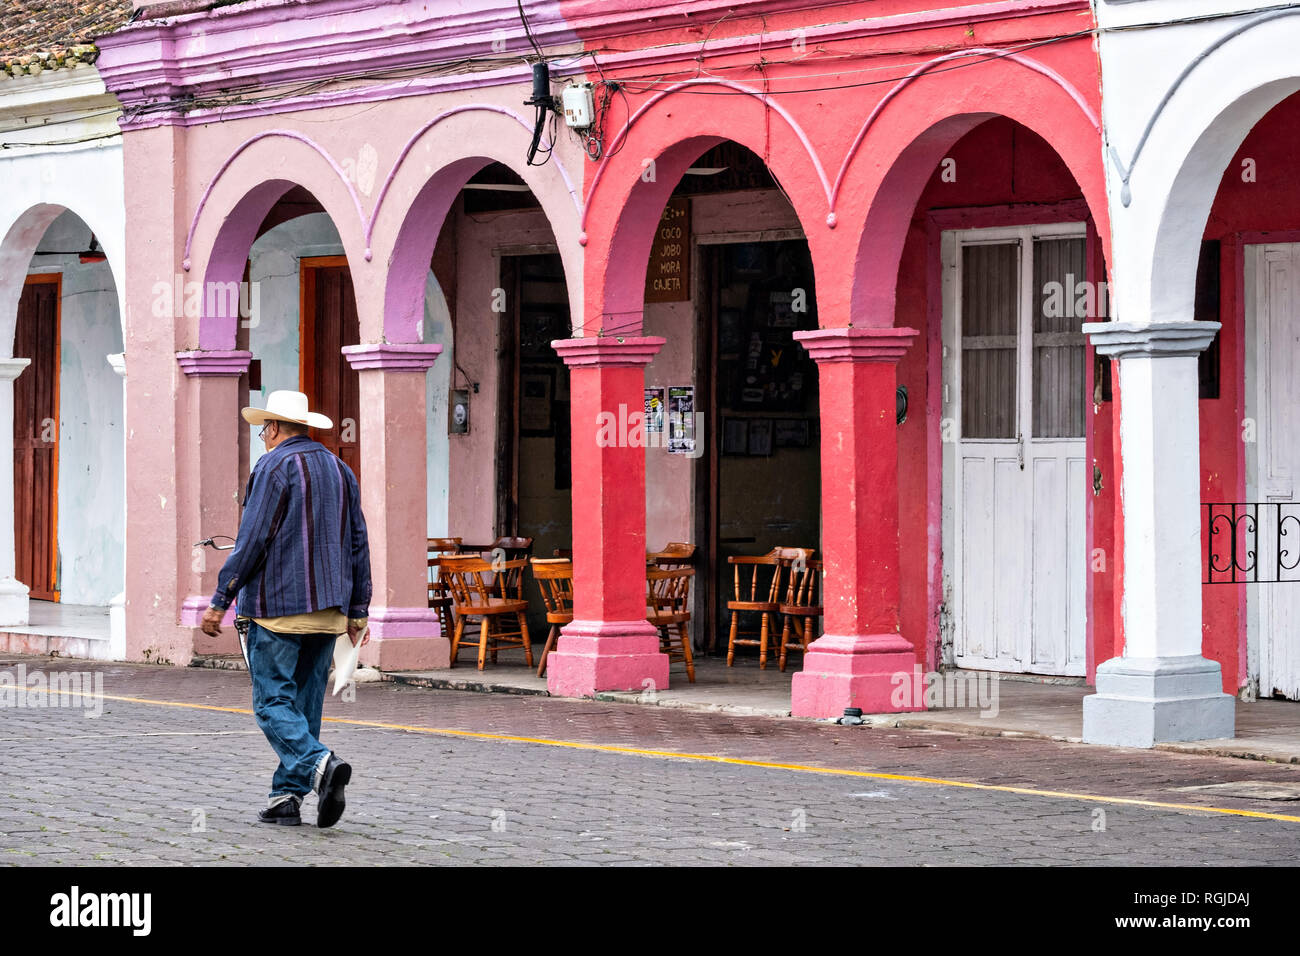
9, 3, 1300, 150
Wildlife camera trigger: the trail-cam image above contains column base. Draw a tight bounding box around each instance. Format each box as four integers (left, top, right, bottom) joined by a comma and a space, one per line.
181, 595, 239, 656
791, 633, 924, 719
546, 619, 669, 698
360, 606, 449, 671
1083, 655, 1235, 748
109, 592, 126, 661
0, 577, 29, 627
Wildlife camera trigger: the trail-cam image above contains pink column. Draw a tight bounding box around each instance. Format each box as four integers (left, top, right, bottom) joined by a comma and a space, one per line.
791, 327, 921, 718
545, 336, 670, 697
342, 343, 447, 671
176, 349, 252, 655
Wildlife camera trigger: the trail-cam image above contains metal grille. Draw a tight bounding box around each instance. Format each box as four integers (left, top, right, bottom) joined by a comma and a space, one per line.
1204, 503, 1300, 584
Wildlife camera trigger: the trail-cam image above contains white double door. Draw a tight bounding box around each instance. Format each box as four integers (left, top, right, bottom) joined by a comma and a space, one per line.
941, 224, 1088, 676
1249, 243, 1300, 700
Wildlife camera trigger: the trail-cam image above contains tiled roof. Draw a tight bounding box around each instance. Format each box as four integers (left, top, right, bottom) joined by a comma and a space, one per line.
0, 1, 135, 75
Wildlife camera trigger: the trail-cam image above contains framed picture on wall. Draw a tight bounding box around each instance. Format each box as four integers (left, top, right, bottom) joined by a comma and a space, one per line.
774, 419, 810, 448
520, 311, 562, 360
722, 417, 748, 455
520, 366, 555, 436
747, 418, 773, 456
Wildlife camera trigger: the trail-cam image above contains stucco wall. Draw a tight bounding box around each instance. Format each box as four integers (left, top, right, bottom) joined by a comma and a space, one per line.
27, 210, 125, 607
246, 212, 452, 535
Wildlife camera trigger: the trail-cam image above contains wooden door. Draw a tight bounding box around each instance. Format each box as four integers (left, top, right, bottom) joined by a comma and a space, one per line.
13, 274, 60, 601
299, 257, 360, 480
1253, 243, 1300, 699
942, 225, 1087, 675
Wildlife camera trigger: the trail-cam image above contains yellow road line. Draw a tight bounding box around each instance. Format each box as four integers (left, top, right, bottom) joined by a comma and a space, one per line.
10, 685, 1300, 824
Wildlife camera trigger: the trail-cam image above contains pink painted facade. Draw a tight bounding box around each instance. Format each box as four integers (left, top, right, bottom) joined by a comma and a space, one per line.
89, 0, 1114, 706
71, 0, 1283, 738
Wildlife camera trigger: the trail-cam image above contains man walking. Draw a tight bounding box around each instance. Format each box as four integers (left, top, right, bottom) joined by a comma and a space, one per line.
199, 390, 371, 829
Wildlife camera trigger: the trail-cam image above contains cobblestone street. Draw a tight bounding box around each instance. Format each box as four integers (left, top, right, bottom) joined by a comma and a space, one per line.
2, 657, 1299, 866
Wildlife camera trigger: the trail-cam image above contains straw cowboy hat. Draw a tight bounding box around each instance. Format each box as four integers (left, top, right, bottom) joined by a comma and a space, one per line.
241, 390, 333, 430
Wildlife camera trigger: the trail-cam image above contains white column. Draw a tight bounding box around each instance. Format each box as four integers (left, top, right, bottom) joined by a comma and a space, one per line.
0, 357, 32, 626
107, 352, 127, 659
1082, 321, 1235, 746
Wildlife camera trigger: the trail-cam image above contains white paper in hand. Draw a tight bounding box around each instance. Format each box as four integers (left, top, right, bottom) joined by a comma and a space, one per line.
332, 626, 366, 696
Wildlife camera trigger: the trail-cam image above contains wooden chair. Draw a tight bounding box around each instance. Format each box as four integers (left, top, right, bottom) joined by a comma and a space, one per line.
648, 542, 696, 568
647, 543, 696, 615
777, 558, 823, 671
439, 555, 532, 670
489, 536, 534, 561
726, 547, 815, 669
647, 566, 695, 682
530, 558, 573, 678
427, 537, 463, 640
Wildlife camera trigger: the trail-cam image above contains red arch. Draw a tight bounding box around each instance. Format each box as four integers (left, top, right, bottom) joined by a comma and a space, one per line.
581, 82, 831, 332
838, 47, 1108, 327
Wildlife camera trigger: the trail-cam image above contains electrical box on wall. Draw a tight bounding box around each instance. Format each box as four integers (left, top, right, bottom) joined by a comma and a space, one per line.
562, 84, 594, 129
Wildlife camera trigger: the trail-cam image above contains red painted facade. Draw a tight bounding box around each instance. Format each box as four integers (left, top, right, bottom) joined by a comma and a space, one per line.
557, 0, 1111, 706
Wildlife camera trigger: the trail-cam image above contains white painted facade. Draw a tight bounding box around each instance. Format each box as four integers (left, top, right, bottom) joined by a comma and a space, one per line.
1087, 0, 1300, 740
0, 64, 126, 648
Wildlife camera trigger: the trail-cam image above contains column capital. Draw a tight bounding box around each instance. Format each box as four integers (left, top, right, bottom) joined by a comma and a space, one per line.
794, 327, 919, 364
0, 357, 31, 381
176, 349, 252, 377
342, 343, 442, 372
1083, 320, 1220, 358
551, 336, 666, 368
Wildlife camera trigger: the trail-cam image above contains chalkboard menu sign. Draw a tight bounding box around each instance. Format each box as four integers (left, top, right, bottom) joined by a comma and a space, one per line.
645, 197, 690, 303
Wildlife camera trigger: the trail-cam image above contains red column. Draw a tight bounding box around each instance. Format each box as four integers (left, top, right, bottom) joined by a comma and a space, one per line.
546, 336, 670, 697
791, 327, 921, 718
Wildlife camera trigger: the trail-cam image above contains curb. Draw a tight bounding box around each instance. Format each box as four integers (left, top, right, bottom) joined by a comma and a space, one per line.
383, 671, 549, 697
377, 667, 1300, 763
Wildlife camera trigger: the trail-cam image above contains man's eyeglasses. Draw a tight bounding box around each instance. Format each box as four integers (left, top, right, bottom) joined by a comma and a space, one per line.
258, 422, 276, 442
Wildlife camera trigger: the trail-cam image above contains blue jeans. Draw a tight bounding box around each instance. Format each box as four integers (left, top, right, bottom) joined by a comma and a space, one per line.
247, 621, 334, 798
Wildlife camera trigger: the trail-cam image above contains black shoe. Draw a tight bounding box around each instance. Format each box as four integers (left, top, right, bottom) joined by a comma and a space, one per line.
316, 753, 351, 829
258, 798, 302, 826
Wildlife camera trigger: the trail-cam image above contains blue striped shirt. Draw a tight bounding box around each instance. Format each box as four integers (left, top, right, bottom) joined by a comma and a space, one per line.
209, 435, 371, 620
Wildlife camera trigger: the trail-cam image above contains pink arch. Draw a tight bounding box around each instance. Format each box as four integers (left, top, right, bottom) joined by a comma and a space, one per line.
373, 107, 584, 342
198, 178, 365, 351
183, 130, 366, 272
367, 103, 583, 252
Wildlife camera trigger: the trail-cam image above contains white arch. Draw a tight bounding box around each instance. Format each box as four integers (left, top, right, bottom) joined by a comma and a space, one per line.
0, 143, 127, 347
1102, 13, 1300, 322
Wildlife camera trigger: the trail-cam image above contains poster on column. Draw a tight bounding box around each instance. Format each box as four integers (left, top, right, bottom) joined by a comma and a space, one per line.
644, 387, 665, 434
667, 386, 695, 455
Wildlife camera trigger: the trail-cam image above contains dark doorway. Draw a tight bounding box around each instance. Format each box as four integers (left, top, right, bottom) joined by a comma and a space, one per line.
497, 253, 572, 636
299, 256, 361, 481
14, 274, 61, 602
697, 240, 821, 654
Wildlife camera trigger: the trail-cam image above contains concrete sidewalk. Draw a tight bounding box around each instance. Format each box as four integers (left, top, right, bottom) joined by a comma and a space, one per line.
385, 657, 1300, 765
